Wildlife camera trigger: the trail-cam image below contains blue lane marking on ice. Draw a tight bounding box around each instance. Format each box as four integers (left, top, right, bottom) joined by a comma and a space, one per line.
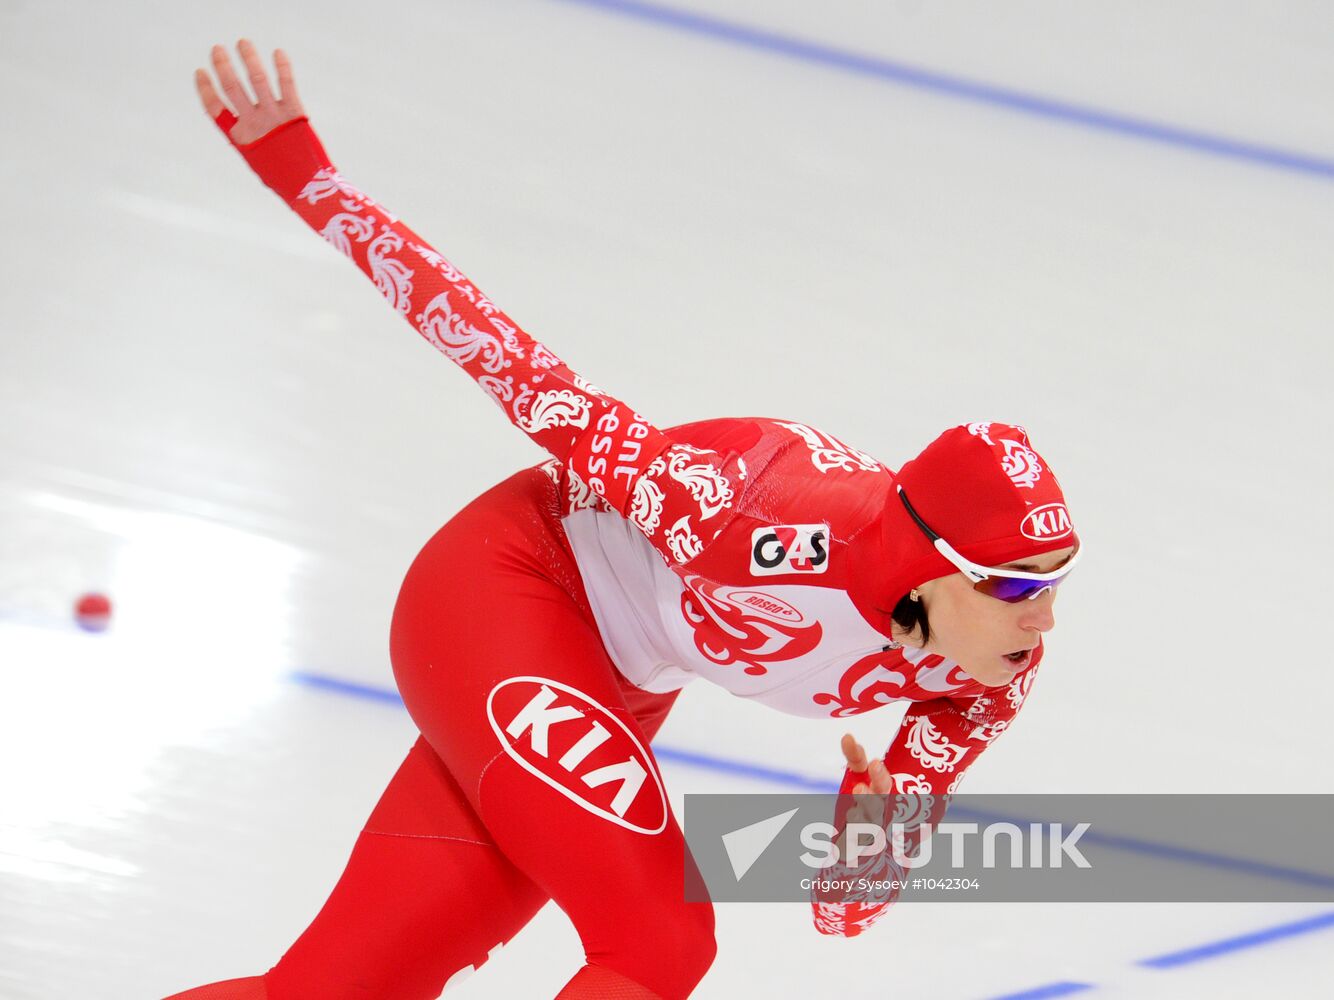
1137, 909, 1334, 969
988, 911, 1334, 998
985, 983, 1096, 1000
289, 670, 407, 705
551, 0, 1334, 181
651, 744, 838, 792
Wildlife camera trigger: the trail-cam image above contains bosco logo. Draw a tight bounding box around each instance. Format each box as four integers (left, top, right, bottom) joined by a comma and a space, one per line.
725, 590, 804, 624
486, 677, 668, 835
1020, 503, 1073, 542
750, 524, 830, 576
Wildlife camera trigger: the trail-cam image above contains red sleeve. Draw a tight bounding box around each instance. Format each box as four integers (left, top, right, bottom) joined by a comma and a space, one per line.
225, 116, 745, 568
811, 646, 1044, 936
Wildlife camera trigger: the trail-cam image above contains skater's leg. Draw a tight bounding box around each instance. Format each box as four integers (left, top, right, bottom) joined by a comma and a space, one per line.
391, 477, 714, 1000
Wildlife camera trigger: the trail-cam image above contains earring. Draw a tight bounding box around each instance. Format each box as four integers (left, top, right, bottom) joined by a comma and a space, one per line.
909, 588, 921, 602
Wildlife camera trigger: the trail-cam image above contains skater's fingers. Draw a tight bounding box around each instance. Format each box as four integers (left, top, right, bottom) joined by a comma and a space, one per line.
211, 43, 253, 111
868, 759, 893, 795
841, 733, 868, 773
273, 48, 302, 110
237, 38, 276, 105
194, 67, 227, 119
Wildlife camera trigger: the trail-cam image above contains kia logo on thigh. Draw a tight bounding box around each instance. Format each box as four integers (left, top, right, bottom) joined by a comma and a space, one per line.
486, 677, 668, 835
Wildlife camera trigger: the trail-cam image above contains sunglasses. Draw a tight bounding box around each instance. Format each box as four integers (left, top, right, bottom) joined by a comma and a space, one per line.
897, 485, 1081, 603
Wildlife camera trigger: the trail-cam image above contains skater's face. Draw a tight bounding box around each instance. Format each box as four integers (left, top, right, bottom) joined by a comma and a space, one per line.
907, 544, 1076, 688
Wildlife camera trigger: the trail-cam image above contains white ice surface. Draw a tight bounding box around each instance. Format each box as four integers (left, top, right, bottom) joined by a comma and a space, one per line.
2, 1, 1332, 998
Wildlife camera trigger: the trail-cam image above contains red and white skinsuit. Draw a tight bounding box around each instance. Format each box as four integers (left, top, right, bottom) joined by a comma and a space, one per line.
176, 117, 1046, 1000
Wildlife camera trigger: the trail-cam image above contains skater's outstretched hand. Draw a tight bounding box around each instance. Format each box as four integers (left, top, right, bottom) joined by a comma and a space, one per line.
195, 39, 306, 145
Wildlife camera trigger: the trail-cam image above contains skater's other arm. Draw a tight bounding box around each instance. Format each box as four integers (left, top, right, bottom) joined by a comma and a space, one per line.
196, 41, 744, 568
812, 649, 1044, 936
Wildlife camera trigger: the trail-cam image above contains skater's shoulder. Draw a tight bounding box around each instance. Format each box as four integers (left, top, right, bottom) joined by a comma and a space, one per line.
662, 416, 882, 463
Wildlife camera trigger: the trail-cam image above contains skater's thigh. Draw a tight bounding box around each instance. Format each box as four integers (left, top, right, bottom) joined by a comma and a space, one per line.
389, 467, 655, 784
389, 473, 661, 810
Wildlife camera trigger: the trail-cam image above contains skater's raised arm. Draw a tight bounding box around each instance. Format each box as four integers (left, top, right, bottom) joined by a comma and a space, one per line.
196, 41, 745, 568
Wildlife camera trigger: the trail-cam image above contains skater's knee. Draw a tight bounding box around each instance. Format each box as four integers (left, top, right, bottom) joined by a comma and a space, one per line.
609, 899, 715, 999
673, 919, 718, 994
670, 901, 718, 991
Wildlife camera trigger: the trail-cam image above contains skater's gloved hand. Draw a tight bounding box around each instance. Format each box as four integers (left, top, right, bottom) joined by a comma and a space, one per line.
195, 39, 306, 146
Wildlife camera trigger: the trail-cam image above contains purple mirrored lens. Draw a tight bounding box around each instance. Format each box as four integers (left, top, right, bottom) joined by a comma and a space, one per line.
976, 571, 1071, 603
